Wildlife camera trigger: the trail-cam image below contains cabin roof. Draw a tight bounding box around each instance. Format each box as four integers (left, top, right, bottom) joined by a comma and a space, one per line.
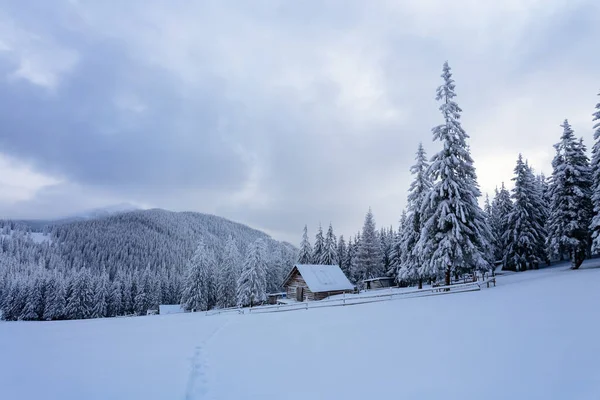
283, 264, 354, 293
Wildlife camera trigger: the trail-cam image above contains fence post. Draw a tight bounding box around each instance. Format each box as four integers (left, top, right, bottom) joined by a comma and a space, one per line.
305, 302, 308, 310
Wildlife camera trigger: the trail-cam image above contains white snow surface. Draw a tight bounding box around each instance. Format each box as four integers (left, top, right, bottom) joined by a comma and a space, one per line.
1, 262, 599, 400
291, 264, 354, 292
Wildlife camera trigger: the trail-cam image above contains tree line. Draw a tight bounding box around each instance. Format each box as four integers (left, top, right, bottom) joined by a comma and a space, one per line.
298, 62, 600, 289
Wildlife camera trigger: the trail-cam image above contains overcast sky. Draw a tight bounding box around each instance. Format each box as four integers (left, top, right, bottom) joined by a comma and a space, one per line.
0, 0, 599, 244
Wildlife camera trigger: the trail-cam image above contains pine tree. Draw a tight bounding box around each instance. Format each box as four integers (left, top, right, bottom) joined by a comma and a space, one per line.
236, 239, 267, 307
217, 235, 240, 308
547, 120, 593, 269
180, 241, 215, 312
43, 273, 66, 320
342, 236, 354, 278
107, 280, 123, 317
350, 232, 362, 283
297, 225, 313, 264
91, 273, 109, 318
590, 91, 600, 252
484, 194, 492, 216
355, 208, 383, 283
380, 227, 393, 276
21, 272, 46, 321
398, 143, 431, 288
321, 223, 337, 265
2, 277, 27, 321
418, 62, 492, 285
337, 235, 347, 271
64, 268, 94, 320
490, 183, 513, 265
503, 155, 546, 271
312, 224, 325, 264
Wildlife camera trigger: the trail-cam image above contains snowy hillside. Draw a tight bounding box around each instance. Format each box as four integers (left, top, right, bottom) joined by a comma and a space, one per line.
1, 261, 598, 400
0, 210, 297, 320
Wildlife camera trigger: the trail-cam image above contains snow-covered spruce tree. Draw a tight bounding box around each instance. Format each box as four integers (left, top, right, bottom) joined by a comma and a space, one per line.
342, 236, 354, 278
337, 235, 347, 271
417, 62, 492, 285
355, 208, 384, 283
120, 273, 134, 315
43, 272, 66, 321
20, 271, 46, 321
530, 168, 550, 266
390, 211, 407, 277
484, 194, 492, 216
490, 183, 513, 265
589, 91, 600, 252
398, 143, 431, 288
547, 120, 593, 269
180, 241, 216, 312
312, 224, 325, 264
107, 280, 123, 317
64, 268, 94, 320
91, 273, 109, 318
297, 225, 313, 264
2, 277, 27, 321
350, 232, 363, 283
503, 155, 546, 271
217, 235, 241, 308
236, 239, 267, 307
320, 223, 338, 265
379, 227, 394, 276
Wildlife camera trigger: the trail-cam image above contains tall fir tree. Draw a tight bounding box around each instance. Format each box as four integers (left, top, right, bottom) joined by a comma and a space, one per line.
337, 235, 347, 271
64, 268, 94, 320
503, 155, 546, 271
398, 143, 431, 288
91, 273, 109, 318
379, 227, 394, 277
297, 225, 313, 264
20, 271, 46, 321
217, 235, 241, 308
355, 208, 383, 283
343, 236, 354, 278
547, 120, 593, 269
107, 280, 122, 317
490, 183, 513, 265
180, 241, 215, 312
312, 224, 325, 264
237, 239, 267, 307
589, 91, 600, 252
417, 62, 492, 285
321, 223, 338, 265
43, 273, 66, 321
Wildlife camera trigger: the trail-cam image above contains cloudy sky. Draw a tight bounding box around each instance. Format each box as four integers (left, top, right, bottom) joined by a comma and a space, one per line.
0, 0, 599, 243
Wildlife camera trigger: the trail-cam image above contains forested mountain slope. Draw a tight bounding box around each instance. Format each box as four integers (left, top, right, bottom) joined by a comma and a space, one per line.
0, 210, 296, 320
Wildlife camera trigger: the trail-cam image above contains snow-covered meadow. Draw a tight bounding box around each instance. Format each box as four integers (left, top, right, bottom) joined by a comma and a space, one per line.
1, 262, 599, 400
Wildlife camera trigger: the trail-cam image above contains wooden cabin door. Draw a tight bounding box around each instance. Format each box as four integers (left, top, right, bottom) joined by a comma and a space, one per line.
296, 287, 303, 302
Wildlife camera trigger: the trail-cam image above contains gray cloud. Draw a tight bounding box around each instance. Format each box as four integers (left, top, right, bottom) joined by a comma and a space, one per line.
0, 0, 599, 243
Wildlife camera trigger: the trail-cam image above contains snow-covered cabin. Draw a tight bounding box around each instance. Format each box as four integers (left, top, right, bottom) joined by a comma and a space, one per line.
282, 264, 355, 301
363, 277, 395, 290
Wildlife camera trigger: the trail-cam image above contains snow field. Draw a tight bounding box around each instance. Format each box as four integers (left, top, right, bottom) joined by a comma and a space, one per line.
1, 263, 599, 400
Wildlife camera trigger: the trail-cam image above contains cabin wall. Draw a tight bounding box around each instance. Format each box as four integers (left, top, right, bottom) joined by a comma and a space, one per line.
284, 270, 314, 301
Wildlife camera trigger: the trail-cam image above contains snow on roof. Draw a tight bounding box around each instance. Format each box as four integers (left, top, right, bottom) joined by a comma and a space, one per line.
288, 264, 354, 293
363, 277, 394, 283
